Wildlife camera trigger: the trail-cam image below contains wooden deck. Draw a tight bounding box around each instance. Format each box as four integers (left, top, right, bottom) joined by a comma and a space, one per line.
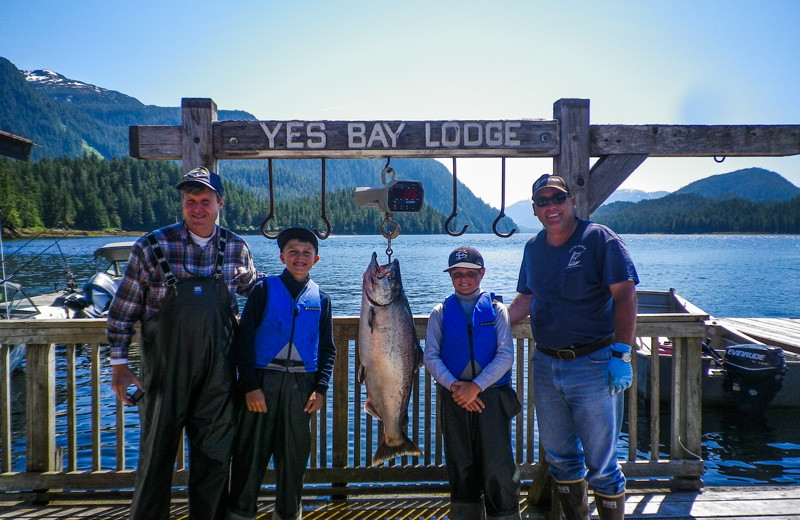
710, 318, 800, 354
2, 487, 800, 519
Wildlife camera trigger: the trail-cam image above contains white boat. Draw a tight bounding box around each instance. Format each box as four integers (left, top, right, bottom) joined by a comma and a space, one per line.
0, 241, 133, 373
635, 291, 798, 410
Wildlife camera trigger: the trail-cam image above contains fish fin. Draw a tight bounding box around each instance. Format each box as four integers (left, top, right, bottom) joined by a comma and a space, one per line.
371, 435, 423, 467
357, 364, 365, 384
364, 399, 382, 420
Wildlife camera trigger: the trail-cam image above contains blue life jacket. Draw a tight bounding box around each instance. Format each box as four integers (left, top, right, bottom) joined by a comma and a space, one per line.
254, 276, 321, 372
440, 292, 510, 386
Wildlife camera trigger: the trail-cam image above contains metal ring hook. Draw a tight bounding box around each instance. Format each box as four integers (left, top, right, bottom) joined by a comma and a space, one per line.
314, 158, 332, 240
259, 158, 279, 239
492, 158, 517, 238
381, 157, 396, 185
445, 158, 468, 237
380, 214, 401, 240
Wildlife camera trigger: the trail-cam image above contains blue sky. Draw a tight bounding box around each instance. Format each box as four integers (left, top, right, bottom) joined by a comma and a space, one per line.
2, 1, 799, 207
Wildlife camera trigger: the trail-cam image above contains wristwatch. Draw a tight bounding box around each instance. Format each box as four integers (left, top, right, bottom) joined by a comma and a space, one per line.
612, 350, 632, 363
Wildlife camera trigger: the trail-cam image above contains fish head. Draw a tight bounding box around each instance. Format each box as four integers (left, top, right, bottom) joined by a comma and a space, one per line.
362, 252, 403, 306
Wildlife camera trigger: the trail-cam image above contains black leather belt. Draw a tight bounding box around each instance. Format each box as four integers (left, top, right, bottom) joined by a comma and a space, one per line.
267, 359, 306, 368
537, 335, 615, 361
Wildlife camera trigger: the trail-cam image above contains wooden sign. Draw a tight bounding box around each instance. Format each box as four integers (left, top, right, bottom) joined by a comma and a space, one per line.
131, 119, 560, 160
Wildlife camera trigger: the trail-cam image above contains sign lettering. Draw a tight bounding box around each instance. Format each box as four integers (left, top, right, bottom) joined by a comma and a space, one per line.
219, 119, 558, 157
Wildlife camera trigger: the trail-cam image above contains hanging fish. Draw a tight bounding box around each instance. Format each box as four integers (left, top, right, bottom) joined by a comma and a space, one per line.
358, 252, 424, 466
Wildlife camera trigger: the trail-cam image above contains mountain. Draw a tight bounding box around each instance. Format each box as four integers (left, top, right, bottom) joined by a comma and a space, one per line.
593, 169, 800, 233
605, 188, 670, 204
0, 56, 512, 233
505, 188, 670, 232
673, 168, 800, 201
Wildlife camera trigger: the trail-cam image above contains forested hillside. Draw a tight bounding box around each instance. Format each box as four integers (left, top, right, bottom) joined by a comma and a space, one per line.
593, 193, 800, 233
0, 155, 448, 234
0, 57, 514, 233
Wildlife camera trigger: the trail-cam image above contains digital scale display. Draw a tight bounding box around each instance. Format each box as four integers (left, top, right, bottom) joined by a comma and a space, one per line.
387, 181, 424, 212
354, 179, 425, 213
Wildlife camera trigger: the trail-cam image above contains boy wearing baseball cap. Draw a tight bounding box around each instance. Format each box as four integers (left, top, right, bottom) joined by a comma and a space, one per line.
424, 246, 522, 520
228, 228, 336, 520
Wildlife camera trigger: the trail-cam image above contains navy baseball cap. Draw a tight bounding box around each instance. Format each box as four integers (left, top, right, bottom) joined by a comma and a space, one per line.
277, 227, 319, 253
445, 246, 484, 271
176, 167, 224, 196
532, 174, 569, 199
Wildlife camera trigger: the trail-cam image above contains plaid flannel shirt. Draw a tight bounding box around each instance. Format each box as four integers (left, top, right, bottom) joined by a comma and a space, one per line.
107, 222, 258, 361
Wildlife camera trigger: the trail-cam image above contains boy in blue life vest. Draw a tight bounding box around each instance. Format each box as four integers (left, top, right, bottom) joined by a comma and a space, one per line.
424, 246, 522, 520
227, 228, 336, 520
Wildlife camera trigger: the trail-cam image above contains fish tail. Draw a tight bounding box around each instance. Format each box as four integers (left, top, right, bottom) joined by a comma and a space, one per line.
371, 435, 423, 467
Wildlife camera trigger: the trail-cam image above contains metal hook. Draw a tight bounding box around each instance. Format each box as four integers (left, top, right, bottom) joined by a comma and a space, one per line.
380, 213, 401, 240
259, 159, 279, 239
381, 157, 396, 185
380, 213, 401, 264
445, 158, 468, 237
314, 158, 332, 240
492, 158, 517, 238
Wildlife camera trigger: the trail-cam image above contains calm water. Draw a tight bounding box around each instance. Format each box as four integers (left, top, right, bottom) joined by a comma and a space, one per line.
3, 232, 800, 485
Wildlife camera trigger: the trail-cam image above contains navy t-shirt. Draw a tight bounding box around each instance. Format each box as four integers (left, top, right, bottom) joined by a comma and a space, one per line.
516, 219, 639, 350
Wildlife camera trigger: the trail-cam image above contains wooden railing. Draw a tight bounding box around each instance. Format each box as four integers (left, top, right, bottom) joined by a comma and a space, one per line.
0, 291, 707, 494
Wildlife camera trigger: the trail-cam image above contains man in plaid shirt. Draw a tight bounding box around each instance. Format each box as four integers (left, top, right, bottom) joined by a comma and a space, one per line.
108, 167, 259, 520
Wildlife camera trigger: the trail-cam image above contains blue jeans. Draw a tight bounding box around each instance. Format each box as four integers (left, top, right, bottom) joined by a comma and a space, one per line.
532, 346, 626, 496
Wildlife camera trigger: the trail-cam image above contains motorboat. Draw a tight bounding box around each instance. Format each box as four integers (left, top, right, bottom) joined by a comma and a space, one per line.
0, 240, 133, 373
634, 291, 797, 410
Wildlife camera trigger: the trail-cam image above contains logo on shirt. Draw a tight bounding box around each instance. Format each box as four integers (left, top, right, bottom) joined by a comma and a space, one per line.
193, 285, 203, 295
567, 245, 586, 269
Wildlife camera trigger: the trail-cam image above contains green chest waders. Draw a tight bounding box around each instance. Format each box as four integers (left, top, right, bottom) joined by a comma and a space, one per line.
131, 231, 236, 520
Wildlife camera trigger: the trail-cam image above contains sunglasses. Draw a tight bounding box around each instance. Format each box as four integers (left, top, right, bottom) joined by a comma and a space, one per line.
533, 193, 570, 208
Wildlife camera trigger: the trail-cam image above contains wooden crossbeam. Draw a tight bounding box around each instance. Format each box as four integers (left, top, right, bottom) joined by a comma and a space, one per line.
591, 124, 800, 157
127, 97, 800, 214
131, 119, 562, 160
130, 122, 800, 161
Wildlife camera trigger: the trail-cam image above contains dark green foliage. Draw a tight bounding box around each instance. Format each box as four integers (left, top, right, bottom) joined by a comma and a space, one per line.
673, 168, 800, 201
0, 156, 454, 234
593, 192, 800, 234
1, 56, 514, 233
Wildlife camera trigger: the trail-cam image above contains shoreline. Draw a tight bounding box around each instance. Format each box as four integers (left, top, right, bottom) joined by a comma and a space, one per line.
2, 227, 144, 239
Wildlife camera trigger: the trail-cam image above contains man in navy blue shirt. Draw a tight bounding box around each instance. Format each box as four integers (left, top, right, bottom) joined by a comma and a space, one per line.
508, 174, 638, 520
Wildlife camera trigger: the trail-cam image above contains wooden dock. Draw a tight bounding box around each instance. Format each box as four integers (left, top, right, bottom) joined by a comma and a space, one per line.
2, 487, 800, 519
710, 318, 800, 354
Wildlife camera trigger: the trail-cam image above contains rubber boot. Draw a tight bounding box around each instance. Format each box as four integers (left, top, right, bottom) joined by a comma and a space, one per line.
554, 480, 589, 520
594, 492, 625, 520
449, 501, 486, 520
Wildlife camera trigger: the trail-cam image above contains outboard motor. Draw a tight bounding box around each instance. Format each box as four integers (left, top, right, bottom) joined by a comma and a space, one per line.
62, 272, 120, 318
702, 340, 787, 413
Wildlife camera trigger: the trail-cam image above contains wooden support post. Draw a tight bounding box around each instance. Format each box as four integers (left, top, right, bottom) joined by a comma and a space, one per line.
670, 336, 704, 490
181, 98, 218, 174
0, 344, 10, 473
553, 99, 590, 219
25, 343, 58, 473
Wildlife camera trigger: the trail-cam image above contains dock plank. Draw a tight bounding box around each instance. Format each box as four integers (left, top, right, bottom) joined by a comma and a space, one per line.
712, 318, 800, 353
2, 487, 800, 519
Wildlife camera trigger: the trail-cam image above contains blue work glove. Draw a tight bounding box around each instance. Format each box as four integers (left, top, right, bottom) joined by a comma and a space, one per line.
607, 343, 633, 395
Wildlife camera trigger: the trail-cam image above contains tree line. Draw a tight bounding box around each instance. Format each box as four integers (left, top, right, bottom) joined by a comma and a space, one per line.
593, 193, 800, 234
0, 155, 447, 235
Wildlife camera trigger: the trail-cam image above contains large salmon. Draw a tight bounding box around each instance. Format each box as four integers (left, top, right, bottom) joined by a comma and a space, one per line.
358, 252, 424, 466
